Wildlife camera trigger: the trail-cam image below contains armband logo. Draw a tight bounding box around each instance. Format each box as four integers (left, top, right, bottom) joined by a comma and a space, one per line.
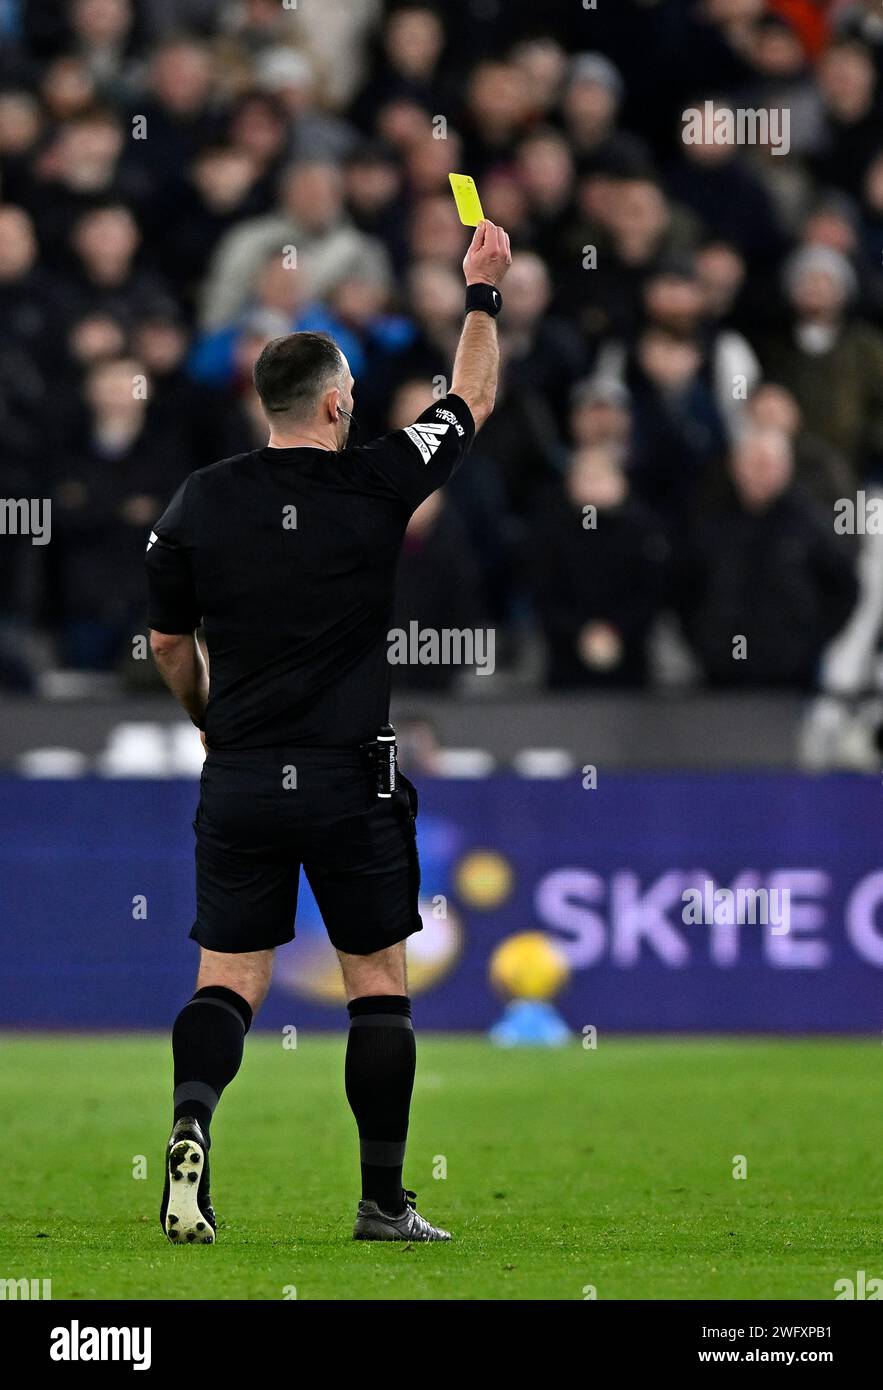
403, 420, 450, 465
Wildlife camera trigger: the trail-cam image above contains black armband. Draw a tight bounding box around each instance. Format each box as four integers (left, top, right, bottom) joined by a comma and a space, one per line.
465, 282, 502, 318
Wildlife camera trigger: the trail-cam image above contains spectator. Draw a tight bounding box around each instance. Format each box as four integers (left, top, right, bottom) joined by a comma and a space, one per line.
561, 173, 702, 342
399, 260, 462, 381
625, 325, 729, 530
511, 36, 567, 121
254, 49, 357, 165
529, 444, 670, 688
667, 97, 785, 262
569, 377, 632, 453
480, 166, 532, 248
391, 490, 487, 692
39, 55, 97, 123
155, 144, 262, 305
67, 0, 140, 102
746, 382, 854, 514
124, 37, 222, 186
52, 308, 129, 437
387, 378, 509, 626
515, 127, 576, 265
51, 355, 190, 668
133, 305, 253, 466
459, 61, 531, 175
859, 152, 883, 320
189, 251, 373, 389
683, 428, 858, 688
225, 90, 291, 207
837, 1, 883, 81
759, 245, 883, 482
810, 38, 882, 200
694, 239, 749, 325
25, 108, 146, 257
596, 256, 760, 440
737, 13, 826, 156
55, 202, 169, 328
343, 140, 409, 273
562, 51, 650, 172
407, 191, 465, 271
0, 89, 44, 204
350, 5, 450, 130
199, 159, 390, 330
500, 251, 588, 428
0, 205, 56, 380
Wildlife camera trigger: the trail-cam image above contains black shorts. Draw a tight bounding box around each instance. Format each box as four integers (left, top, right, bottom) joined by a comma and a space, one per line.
190, 746, 422, 956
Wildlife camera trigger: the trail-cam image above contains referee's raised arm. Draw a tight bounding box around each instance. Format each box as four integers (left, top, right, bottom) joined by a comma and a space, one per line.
450, 220, 512, 430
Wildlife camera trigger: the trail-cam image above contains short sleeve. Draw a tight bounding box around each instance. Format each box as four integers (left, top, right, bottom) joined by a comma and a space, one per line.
145, 478, 202, 634
350, 393, 475, 513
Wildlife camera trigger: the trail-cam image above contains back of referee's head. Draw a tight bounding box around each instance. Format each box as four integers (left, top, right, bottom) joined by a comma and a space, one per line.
253, 331, 350, 431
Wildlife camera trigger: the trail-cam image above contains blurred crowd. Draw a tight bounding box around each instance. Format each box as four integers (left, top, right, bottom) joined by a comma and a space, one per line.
2, 0, 883, 700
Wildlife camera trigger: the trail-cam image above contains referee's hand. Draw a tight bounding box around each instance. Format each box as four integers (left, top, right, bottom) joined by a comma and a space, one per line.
463, 220, 511, 289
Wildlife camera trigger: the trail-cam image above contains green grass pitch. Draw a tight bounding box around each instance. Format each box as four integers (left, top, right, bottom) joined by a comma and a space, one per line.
0, 1034, 879, 1301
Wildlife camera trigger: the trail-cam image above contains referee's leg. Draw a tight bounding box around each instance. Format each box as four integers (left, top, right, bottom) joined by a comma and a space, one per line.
338, 942, 415, 1216
160, 948, 273, 1243
171, 947, 273, 1142
337, 942, 449, 1238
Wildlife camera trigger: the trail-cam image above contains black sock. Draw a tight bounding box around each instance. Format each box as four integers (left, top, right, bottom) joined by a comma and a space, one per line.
345, 994, 415, 1215
172, 985, 252, 1146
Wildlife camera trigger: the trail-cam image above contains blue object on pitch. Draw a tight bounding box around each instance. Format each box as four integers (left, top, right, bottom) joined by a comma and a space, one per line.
489, 999, 571, 1047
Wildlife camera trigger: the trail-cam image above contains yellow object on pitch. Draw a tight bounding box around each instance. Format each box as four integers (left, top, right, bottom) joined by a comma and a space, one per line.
449, 173, 485, 226
489, 932, 570, 1002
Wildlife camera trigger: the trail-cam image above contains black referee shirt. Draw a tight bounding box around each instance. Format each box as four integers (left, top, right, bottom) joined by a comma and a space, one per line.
145, 393, 476, 749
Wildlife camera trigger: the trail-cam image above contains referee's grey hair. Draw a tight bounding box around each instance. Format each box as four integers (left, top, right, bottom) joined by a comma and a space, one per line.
253, 331, 346, 420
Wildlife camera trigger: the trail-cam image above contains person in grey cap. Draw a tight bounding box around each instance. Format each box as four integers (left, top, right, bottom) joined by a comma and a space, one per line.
563, 52, 625, 161
569, 376, 633, 452
563, 50, 657, 179
256, 48, 357, 163
782, 245, 858, 313
758, 242, 883, 479
569, 52, 624, 101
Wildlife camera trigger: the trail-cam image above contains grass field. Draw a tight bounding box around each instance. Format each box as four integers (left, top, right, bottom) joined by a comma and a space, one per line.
0, 1034, 879, 1301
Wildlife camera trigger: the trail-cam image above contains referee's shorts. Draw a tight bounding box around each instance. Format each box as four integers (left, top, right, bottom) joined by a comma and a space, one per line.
190, 746, 423, 956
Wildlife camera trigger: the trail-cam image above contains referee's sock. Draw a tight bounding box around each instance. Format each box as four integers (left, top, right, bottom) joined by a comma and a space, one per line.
345, 994, 415, 1216
171, 985, 253, 1147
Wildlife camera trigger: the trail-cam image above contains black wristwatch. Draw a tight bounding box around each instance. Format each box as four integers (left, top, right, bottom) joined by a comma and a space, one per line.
465, 282, 502, 317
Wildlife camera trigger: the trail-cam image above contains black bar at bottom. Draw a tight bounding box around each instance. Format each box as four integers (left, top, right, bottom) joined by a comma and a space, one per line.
3, 1298, 877, 1374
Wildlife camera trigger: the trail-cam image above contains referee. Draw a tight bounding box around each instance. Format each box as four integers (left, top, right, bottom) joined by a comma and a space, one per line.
146, 220, 511, 1244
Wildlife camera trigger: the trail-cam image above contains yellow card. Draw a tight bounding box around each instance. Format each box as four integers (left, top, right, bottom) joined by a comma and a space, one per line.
449, 173, 484, 227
